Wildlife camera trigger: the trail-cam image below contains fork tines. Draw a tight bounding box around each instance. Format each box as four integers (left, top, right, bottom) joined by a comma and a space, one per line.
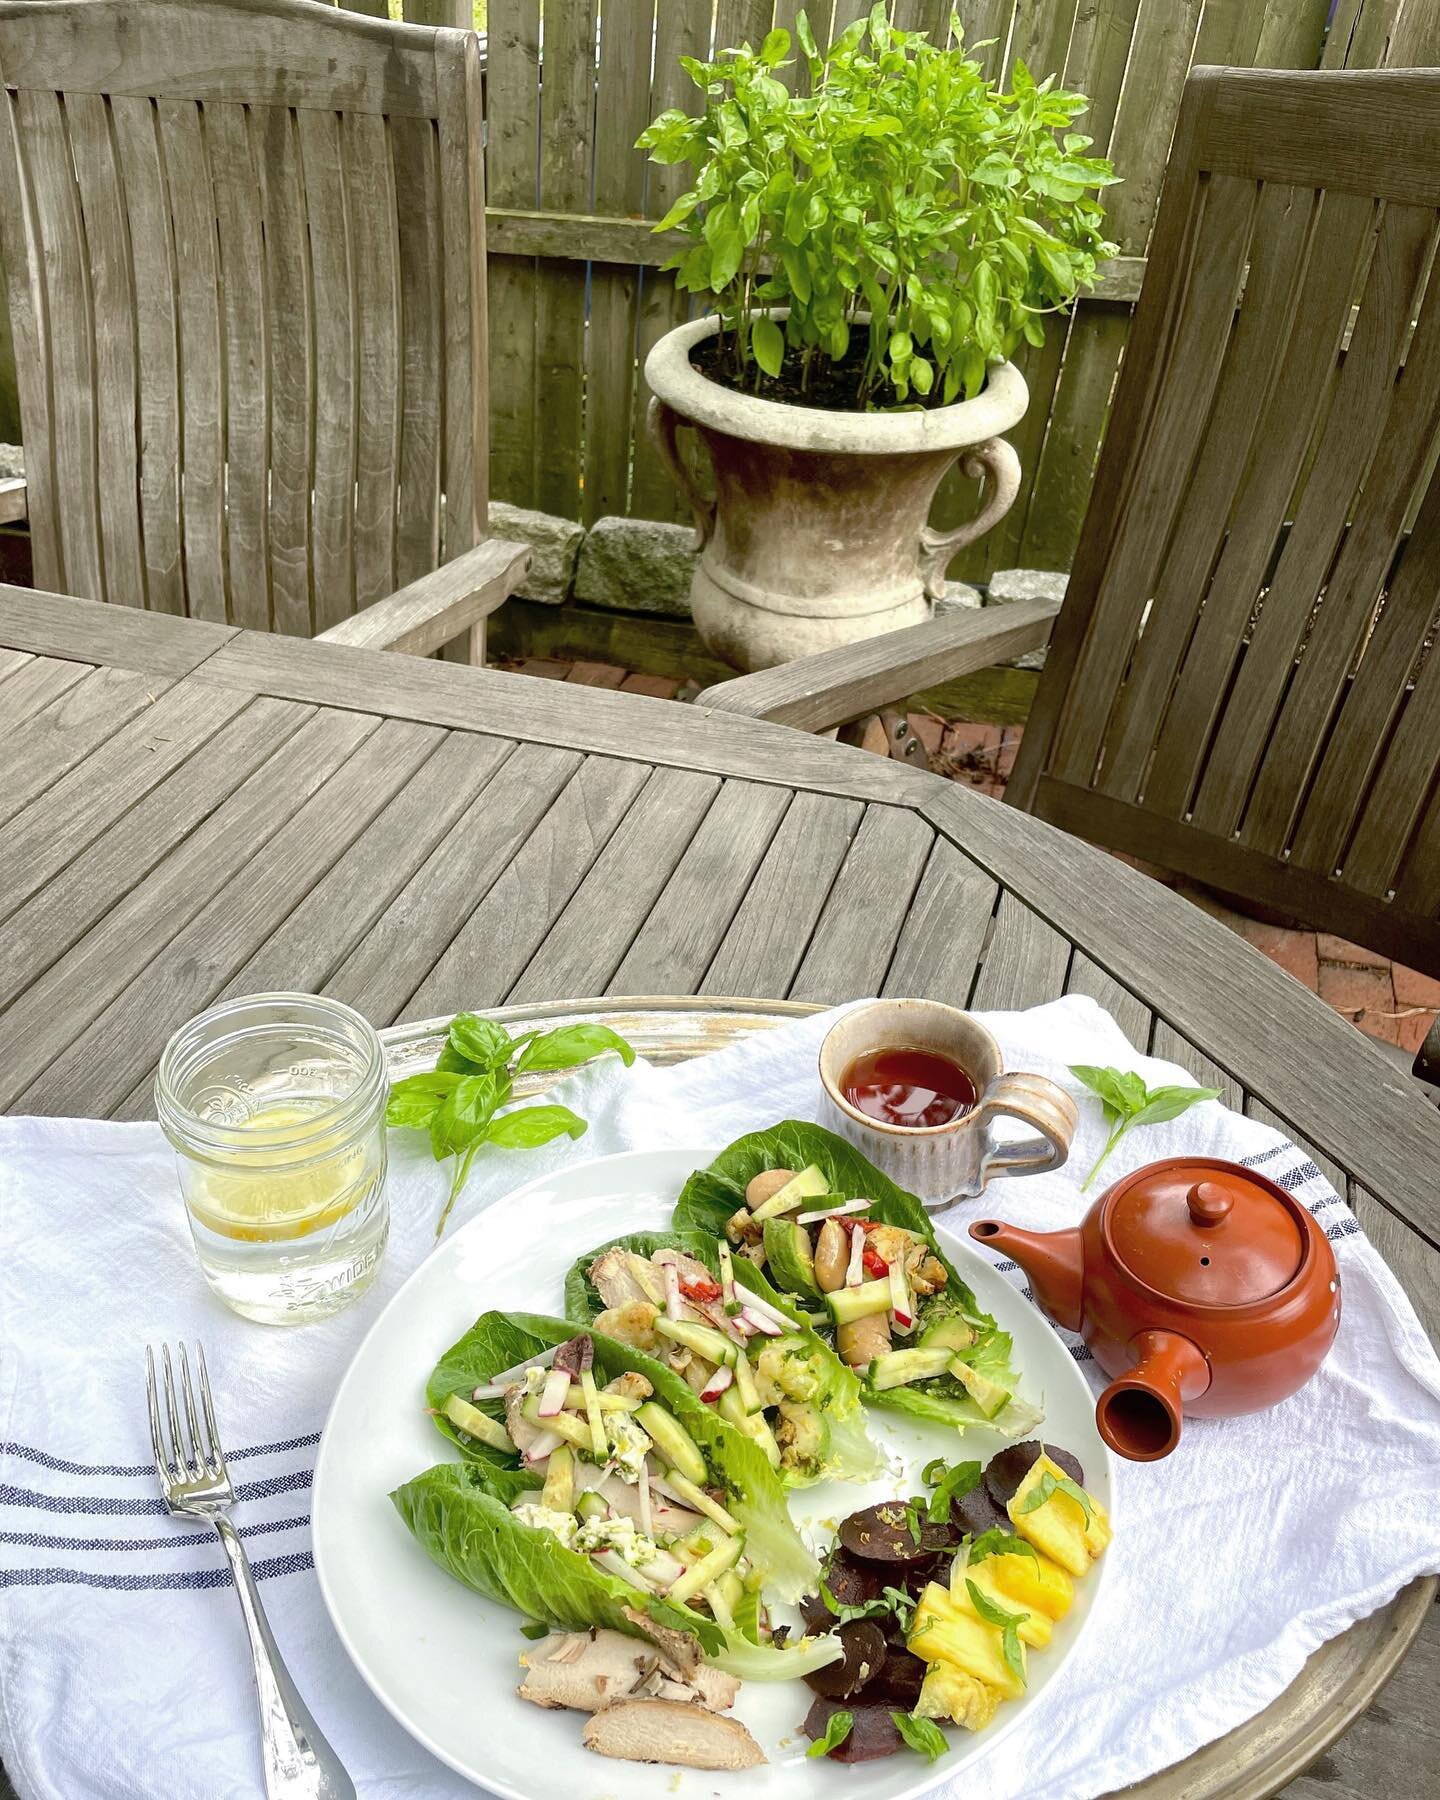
146, 1341, 229, 1495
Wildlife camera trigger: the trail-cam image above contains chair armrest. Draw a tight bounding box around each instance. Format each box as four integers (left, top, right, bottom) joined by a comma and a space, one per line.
315, 537, 531, 657
0, 477, 26, 526
696, 596, 1058, 730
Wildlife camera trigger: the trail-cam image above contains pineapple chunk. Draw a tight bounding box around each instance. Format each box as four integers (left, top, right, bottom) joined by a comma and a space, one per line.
953, 1546, 1074, 1621
915, 1664, 1001, 1733
907, 1582, 1027, 1700
1008, 1455, 1111, 1578
950, 1557, 1051, 1647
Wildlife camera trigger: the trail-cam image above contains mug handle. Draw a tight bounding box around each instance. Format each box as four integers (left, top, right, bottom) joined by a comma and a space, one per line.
973, 1072, 1077, 1186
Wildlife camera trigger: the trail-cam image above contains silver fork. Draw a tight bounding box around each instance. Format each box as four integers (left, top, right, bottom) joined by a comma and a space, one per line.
146, 1342, 355, 1800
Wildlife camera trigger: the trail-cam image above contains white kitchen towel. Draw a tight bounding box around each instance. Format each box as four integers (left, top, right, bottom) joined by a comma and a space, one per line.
3, 996, 1440, 1800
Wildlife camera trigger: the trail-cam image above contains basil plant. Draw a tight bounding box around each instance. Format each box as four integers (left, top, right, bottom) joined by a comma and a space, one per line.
638, 5, 1119, 409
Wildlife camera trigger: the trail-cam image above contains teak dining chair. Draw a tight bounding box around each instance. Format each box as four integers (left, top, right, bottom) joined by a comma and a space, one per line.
702, 65, 1440, 984
0, 0, 528, 661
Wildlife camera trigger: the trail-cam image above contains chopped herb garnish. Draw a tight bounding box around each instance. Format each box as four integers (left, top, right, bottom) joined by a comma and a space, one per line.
807, 1709, 855, 1757
965, 1579, 1028, 1685
519, 1621, 549, 1640
923, 1458, 982, 1522
967, 1528, 1039, 1566
892, 1712, 949, 1761
880, 1585, 916, 1632
1016, 1471, 1093, 1522
902, 1499, 926, 1546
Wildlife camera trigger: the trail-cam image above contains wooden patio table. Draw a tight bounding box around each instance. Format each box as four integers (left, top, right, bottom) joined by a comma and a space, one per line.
1, 582, 1436, 1799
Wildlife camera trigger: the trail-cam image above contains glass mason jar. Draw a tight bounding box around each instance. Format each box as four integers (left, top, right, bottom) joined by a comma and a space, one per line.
155, 993, 389, 1325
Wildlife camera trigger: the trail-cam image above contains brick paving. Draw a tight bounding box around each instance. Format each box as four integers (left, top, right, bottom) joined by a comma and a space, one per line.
495, 655, 1438, 1059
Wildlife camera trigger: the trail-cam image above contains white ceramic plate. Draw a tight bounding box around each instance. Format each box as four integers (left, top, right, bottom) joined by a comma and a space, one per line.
313, 1150, 1113, 1800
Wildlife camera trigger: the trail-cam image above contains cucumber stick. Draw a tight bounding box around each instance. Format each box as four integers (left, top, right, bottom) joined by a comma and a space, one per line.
442, 1393, 513, 1453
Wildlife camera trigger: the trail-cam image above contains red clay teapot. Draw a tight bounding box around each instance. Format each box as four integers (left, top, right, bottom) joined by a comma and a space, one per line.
970, 1157, 1341, 1461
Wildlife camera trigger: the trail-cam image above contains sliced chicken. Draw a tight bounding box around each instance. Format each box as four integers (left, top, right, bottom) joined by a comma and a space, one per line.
518, 1627, 739, 1716
582, 1698, 766, 1769
602, 1370, 653, 1402
589, 1249, 666, 1310
519, 1632, 654, 1712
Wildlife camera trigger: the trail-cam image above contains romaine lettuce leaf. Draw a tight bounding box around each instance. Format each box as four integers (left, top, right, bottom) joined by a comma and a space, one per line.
391, 1460, 724, 1652
867, 1381, 1042, 1440
423, 1309, 820, 1599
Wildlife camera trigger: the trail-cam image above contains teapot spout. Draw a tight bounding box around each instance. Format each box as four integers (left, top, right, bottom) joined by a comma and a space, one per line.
969, 1219, 1084, 1333
1096, 1329, 1211, 1462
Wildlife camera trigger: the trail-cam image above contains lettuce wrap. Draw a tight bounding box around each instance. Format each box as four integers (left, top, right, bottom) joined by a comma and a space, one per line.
672, 1122, 1040, 1438
392, 1310, 841, 1678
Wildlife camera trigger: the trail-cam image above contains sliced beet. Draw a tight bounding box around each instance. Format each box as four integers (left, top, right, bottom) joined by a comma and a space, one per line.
838, 1501, 956, 1564
803, 1695, 905, 1763
952, 1484, 1013, 1538
823, 1546, 884, 1606
888, 1553, 945, 1597
984, 1441, 1085, 1510
803, 1620, 888, 1700
863, 1644, 927, 1707
798, 1591, 832, 1635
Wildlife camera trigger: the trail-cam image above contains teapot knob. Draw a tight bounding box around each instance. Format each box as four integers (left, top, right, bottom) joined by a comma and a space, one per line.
1187, 1180, 1233, 1227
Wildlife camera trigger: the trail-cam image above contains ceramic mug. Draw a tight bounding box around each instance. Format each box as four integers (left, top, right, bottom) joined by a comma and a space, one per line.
817, 999, 1078, 1206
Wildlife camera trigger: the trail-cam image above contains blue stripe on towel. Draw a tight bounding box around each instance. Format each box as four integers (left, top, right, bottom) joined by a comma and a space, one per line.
0, 1550, 315, 1590
0, 1514, 310, 1553
0, 1433, 321, 1479
0, 1468, 312, 1516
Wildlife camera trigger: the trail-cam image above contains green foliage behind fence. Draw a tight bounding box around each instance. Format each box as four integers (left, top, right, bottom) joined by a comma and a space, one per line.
2, 0, 1437, 580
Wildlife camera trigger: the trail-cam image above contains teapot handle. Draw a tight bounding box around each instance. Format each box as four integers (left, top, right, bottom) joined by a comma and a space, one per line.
917, 436, 1022, 600
973, 1071, 1077, 1187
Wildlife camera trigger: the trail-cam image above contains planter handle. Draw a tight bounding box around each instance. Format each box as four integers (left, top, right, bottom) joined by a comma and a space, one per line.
647, 397, 716, 551
917, 436, 1022, 601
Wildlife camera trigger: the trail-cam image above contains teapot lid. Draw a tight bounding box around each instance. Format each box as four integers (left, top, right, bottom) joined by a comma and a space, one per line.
1104, 1158, 1305, 1305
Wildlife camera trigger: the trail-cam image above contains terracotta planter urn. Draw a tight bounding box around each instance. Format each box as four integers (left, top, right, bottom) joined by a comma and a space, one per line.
644, 313, 1028, 672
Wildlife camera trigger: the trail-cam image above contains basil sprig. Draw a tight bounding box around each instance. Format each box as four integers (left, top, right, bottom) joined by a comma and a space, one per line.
892, 1712, 949, 1762
1016, 1470, 1093, 1523
921, 1456, 982, 1523
965, 1579, 1028, 1685
819, 1579, 916, 1632
388, 1013, 635, 1236
807, 1709, 855, 1758
967, 1528, 1038, 1565
1070, 1064, 1220, 1191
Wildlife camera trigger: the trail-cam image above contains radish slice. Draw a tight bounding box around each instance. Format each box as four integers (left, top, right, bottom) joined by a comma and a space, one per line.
730, 1286, 794, 1331
846, 1225, 866, 1286
591, 1549, 654, 1591
661, 1261, 684, 1321
523, 1429, 563, 1464
470, 1383, 506, 1401
889, 1259, 914, 1330
700, 1364, 734, 1402
637, 1458, 653, 1539
796, 1197, 868, 1225
740, 1306, 782, 1337
537, 1366, 571, 1417
486, 1345, 560, 1387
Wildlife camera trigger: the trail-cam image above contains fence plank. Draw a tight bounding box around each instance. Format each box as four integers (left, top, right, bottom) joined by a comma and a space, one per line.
630, 0, 713, 524
484, 0, 541, 508
583, 0, 652, 524
532, 0, 597, 520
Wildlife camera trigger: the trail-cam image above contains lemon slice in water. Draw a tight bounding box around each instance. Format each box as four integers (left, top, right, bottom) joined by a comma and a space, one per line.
184, 1102, 372, 1243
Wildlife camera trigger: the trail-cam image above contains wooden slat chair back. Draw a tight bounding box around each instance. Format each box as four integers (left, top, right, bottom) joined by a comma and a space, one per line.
1007, 66, 1440, 978
0, 0, 491, 638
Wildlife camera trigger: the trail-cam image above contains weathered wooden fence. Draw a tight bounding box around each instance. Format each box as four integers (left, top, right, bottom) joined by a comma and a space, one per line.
4, 0, 1439, 580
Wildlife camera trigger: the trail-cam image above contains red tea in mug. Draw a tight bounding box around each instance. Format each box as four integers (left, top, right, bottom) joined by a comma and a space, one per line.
840, 1046, 978, 1129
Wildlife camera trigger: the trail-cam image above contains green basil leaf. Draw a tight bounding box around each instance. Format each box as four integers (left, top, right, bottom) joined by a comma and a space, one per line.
892, 1711, 949, 1761
447, 1013, 514, 1070
519, 1621, 549, 1640
430, 1069, 509, 1161
924, 1458, 982, 1522
515, 1024, 636, 1075
807, 1709, 855, 1757
1069, 1064, 1144, 1119
1127, 1084, 1222, 1129
1015, 1470, 1093, 1522
966, 1528, 1037, 1565
964, 1578, 1027, 1632
485, 1104, 589, 1151
385, 1070, 463, 1129
751, 314, 785, 377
